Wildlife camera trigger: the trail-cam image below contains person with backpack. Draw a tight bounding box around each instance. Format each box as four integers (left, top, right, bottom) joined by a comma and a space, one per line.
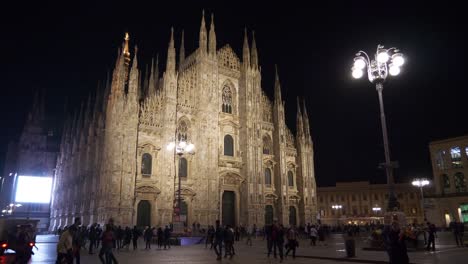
285, 225, 298, 259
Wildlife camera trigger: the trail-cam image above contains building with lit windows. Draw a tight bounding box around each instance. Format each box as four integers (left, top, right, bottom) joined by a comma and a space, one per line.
49, 12, 317, 230
317, 181, 423, 226
426, 135, 468, 227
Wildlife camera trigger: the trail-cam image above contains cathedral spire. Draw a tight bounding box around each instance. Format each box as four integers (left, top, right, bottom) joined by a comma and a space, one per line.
274, 65, 282, 103
166, 27, 176, 75
123, 32, 131, 67
251, 31, 259, 69
296, 97, 304, 138
242, 28, 250, 68
302, 99, 311, 141
128, 46, 139, 97
143, 63, 149, 97
199, 10, 207, 55
179, 30, 185, 70
209, 13, 217, 57
148, 56, 157, 96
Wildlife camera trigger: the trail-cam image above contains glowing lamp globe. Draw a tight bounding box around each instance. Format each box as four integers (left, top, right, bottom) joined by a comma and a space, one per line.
389, 64, 400, 76
354, 58, 366, 69
392, 54, 404, 67
352, 68, 363, 79
377, 51, 389, 63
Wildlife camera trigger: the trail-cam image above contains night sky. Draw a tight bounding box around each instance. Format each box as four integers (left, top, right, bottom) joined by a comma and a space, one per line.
1, 1, 467, 186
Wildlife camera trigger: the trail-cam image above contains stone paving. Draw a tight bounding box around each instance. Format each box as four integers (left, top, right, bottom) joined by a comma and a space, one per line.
1, 233, 467, 263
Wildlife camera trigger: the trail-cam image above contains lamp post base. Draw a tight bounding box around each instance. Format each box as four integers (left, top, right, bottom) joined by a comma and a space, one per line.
172, 221, 185, 235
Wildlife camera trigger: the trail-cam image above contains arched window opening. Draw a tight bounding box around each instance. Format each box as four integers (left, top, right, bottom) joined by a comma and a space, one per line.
178, 120, 188, 142
263, 136, 272, 155
454, 172, 466, 192
451, 147, 462, 168
288, 171, 294, 187
265, 168, 272, 186
141, 153, 152, 176
179, 158, 188, 178
442, 174, 450, 190
222, 85, 233, 114
224, 135, 234, 156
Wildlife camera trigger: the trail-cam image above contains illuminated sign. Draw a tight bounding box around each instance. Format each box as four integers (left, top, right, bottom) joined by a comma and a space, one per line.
15, 176, 53, 204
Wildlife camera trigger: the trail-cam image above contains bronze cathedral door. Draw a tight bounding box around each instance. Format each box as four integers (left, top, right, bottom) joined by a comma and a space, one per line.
222, 191, 235, 226
137, 200, 151, 227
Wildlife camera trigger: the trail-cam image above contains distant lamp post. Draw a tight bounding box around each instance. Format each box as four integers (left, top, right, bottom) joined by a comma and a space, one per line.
372, 207, 382, 213
331, 205, 343, 226
351, 45, 405, 211
167, 140, 195, 227
412, 178, 430, 221
2, 203, 22, 216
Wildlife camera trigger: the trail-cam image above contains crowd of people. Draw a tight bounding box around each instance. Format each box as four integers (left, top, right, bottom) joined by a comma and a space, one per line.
55, 217, 174, 264
53, 216, 466, 264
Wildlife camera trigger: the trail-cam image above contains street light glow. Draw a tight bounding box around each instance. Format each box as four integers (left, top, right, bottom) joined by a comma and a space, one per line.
352, 68, 363, 79
354, 57, 366, 69
412, 178, 430, 187
389, 64, 400, 76
377, 51, 389, 63
392, 54, 405, 66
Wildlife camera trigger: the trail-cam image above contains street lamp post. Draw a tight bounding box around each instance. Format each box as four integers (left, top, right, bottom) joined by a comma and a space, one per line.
332, 204, 343, 227
167, 140, 195, 230
351, 45, 405, 211
412, 178, 430, 221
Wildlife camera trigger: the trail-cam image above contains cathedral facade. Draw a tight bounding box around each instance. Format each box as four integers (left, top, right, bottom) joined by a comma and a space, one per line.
50, 13, 317, 230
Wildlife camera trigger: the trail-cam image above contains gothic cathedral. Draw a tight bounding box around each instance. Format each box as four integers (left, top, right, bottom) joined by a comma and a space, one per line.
50, 12, 317, 230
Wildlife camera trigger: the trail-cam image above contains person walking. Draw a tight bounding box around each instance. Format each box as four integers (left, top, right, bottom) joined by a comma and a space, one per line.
132, 226, 139, 250
426, 222, 436, 251
98, 222, 118, 264
383, 221, 409, 264
71, 217, 83, 264
457, 221, 465, 247
224, 225, 235, 258
88, 223, 97, 254
157, 227, 164, 249
56, 226, 76, 264
213, 220, 224, 260
245, 225, 253, 246
310, 225, 318, 246
163, 226, 172, 249
206, 226, 214, 249
144, 227, 152, 250
285, 225, 298, 259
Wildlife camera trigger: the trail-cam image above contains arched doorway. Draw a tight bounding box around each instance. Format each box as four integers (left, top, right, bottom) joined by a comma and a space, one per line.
265, 205, 274, 225
180, 200, 188, 227
137, 200, 151, 227
289, 206, 297, 227
222, 191, 235, 226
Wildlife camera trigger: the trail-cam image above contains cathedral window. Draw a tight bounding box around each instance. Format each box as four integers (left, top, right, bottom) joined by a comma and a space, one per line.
141, 153, 152, 176
288, 171, 294, 187
454, 172, 466, 192
179, 158, 188, 178
263, 136, 272, 155
450, 147, 462, 168
222, 85, 233, 114
265, 168, 272, 186
224, 135, 234, 156
178, 120, 188, 142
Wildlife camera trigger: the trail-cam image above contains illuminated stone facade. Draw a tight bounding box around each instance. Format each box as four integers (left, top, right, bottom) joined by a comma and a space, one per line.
50, 13, 317, 230
317, 181, 423, 226
426, 135, 468, 227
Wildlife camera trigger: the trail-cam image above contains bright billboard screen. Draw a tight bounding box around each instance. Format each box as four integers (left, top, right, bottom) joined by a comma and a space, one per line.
15, 176, 53, 204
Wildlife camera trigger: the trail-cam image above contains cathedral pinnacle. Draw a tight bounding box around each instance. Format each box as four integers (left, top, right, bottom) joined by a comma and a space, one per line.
123, 32, 131, 67
199, 10, 207, 54
242, 28, 250, 67
274, 64, 282, 103
251, 31, 259, 69
179, 30, 185, 70
166, 27, 176, 75
296, 97, 304, 138
209, 13, 217, 57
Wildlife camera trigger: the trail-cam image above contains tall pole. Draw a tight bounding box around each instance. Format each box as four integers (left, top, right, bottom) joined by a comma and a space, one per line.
420, 186, 426, 221
177, 153, 182, 223
376, 83, 398, 211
